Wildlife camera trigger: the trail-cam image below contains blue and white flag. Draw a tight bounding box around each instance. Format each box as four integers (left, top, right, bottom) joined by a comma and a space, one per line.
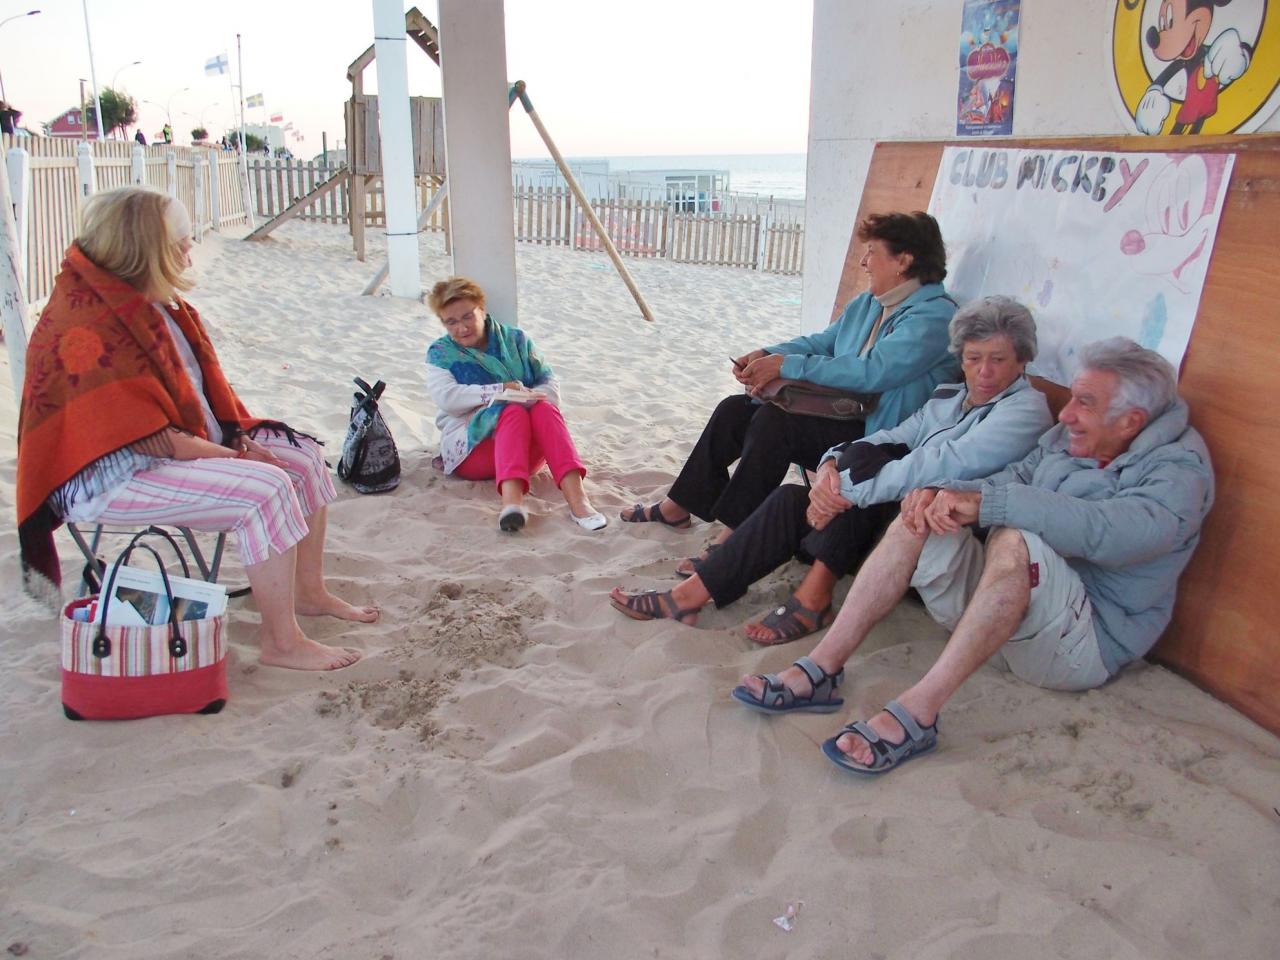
204, 53, 229, 76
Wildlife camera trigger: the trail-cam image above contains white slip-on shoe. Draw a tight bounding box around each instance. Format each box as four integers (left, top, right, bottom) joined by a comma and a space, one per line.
569, 509, 608, 531
498, 504, 527, 532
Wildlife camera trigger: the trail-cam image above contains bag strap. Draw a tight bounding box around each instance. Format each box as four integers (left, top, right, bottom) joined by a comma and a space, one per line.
93, 534, 188, 661
353, 377, 387, 402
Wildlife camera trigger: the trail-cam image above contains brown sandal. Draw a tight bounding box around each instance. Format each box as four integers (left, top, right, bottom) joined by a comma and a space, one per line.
609, 588, 700, 625
747, 595, 834, 646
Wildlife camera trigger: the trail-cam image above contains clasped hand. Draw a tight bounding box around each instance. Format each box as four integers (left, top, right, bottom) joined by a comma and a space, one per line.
806, 460, 853, 530
900, 487, 982, 536
731, 349, 784, 393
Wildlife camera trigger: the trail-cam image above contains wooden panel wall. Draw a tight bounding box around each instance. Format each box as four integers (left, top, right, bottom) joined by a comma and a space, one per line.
839, 134, 1280, 735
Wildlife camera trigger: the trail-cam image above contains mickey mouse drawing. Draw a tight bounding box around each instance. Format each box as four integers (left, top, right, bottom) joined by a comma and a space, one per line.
1136, 0, 1252, 134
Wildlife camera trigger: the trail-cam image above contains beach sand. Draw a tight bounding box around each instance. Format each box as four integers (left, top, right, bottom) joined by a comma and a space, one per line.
2, 223, 1278, 959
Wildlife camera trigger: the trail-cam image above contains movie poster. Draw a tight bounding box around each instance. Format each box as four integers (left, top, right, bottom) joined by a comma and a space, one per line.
956, 0, 1021, 137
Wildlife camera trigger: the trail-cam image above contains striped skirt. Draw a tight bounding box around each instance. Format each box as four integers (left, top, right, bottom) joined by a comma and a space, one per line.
90, 432, 335, 566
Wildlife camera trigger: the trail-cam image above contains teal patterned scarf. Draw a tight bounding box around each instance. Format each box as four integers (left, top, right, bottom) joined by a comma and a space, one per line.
426, 316, 552, 451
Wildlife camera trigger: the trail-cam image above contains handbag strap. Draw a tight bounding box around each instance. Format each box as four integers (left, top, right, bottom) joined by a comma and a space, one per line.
93, 530, 189, 661
353, 377, 387, 404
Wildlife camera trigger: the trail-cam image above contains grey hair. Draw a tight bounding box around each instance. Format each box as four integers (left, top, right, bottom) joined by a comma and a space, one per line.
948, 295, 1038, 362
1079, 337, 1177, 420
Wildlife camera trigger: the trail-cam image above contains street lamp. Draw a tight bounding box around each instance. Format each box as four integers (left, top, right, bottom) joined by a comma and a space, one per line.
110, 59, 141, 90
166, 86, 189, 126
0, 9, 41, 104
200, 101, 220, 131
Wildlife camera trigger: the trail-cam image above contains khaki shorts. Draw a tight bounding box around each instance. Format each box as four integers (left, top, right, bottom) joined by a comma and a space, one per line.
909, 529, 1110, 692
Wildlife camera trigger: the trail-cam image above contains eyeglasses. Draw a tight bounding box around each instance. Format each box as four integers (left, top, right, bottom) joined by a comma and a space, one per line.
442, 308, 480, 330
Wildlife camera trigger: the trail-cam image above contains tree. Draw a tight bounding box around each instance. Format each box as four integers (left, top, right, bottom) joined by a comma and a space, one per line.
83, 87, 138, 139
225, 129, 264, 152
191, 127, 209, 142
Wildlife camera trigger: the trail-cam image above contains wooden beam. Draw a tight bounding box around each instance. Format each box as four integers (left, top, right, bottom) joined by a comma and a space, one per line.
242, 168, 350, 241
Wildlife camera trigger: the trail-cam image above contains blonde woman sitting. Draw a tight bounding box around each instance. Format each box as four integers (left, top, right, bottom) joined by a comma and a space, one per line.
425, 277, 606, 532
16, 186, 375, 672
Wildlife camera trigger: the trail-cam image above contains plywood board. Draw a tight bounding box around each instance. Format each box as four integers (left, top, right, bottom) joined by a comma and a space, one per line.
836, 134, 1280, 736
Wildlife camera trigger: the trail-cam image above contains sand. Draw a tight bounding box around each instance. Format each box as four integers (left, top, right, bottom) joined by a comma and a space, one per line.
2, 223, 1278, 960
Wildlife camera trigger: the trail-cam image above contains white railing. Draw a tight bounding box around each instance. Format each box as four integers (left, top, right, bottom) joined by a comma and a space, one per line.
2, 135, 252, 305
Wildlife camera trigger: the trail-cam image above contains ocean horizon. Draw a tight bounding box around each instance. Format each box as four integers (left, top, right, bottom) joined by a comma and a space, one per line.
514, 152, 807, 201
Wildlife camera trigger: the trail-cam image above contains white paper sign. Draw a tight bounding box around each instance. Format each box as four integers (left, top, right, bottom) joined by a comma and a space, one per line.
928, 146, 1234, 384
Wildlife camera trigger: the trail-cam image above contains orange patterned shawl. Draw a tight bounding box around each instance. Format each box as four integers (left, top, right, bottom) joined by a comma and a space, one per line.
17, 243, 264, 587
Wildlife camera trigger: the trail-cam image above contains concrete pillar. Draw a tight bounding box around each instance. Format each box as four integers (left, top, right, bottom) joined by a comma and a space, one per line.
76, 142, 95, 200
0, 148, 30, 401
7, 147, 30, 267
207, 150, 222, 230
439, 0, 517, 323
130, 144, 145, 185
192, 154, 206, 242
372, 0, 422, 299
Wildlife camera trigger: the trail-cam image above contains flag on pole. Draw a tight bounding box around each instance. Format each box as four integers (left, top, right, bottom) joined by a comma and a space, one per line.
245, 93, 264, 109
282, 122, 293, 131
204, 54, 229, 76
269, 113, 283, 123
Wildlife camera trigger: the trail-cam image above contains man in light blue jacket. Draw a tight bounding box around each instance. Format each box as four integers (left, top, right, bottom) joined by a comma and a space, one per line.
732, 338, 1214, 778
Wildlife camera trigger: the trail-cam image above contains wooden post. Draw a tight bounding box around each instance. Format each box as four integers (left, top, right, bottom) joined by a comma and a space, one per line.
7, 146, 29, 269
76, 142, 95, 201
363, 178, 449, 295
166, 150, 177, 197
352, 174, 367, 260
207, 149, 222, 230
509, 82, 653, 322
130, 143, 145, 185
192, 153, 205, 242
0, 147, 30, 402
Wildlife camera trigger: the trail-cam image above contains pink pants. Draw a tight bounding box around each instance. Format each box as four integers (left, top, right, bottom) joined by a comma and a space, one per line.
454, 402, 586, 493
91, 432, 334, 567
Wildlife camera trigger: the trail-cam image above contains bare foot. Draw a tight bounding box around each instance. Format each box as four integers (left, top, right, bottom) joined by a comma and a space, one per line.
296, 589, 380, 623
609, 586, 700, 625
259, 633, 363, 671
743, 595, 832, 644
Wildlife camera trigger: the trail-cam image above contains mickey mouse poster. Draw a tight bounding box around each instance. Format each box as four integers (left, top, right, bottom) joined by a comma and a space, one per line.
1112, 0, 1280, 134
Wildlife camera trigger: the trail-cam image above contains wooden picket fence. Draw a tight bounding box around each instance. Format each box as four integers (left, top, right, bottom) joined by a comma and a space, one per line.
245, 159, 450, 232
2, 134, 251, 305
511, 180, 803, 273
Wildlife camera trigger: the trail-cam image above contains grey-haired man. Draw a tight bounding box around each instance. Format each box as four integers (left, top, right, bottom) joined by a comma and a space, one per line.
733, 337, 1215, 776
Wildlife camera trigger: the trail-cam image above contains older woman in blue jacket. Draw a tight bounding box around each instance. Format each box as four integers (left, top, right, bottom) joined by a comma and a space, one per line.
621, 211, 958, 540
610, 296, 1053, 639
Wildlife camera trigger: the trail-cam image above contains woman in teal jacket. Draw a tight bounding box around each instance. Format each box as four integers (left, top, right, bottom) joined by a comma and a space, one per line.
622, 210, 958, 538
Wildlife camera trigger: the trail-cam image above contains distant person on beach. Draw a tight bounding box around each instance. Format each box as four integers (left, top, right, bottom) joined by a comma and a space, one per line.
16, 185, 376, 672
610, 296, 1052, 639
618, 211, 959, 549
731, 338, 1214, 777
162, 123, 172, 144
134, 129, 146, 145
0, 101, 21, 135
425, 276, 606, 533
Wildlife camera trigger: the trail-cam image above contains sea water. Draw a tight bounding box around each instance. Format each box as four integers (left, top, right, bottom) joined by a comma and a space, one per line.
539, 153, 807, 201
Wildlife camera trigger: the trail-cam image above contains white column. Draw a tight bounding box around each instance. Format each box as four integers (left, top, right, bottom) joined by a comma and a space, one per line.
371, 0, 422, 300
207, 150, 222, 230
166, 150, 177, 197
238, 157, 255, 229
7, 147, 30, 268
0, 148, 30, 402
192, 154, 206, 242
439, 0, 517, 322
130, 144, 145, 184
76, 142, 95, 200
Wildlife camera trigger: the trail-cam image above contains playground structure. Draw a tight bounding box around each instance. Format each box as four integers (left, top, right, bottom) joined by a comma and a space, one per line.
245, 6, 444, 257
244, 8, 652, 320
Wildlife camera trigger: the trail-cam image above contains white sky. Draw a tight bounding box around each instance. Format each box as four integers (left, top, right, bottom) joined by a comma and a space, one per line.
4, 0, 812, 158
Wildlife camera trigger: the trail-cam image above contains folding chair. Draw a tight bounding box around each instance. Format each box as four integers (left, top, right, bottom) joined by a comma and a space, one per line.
66, 522, 235, 598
